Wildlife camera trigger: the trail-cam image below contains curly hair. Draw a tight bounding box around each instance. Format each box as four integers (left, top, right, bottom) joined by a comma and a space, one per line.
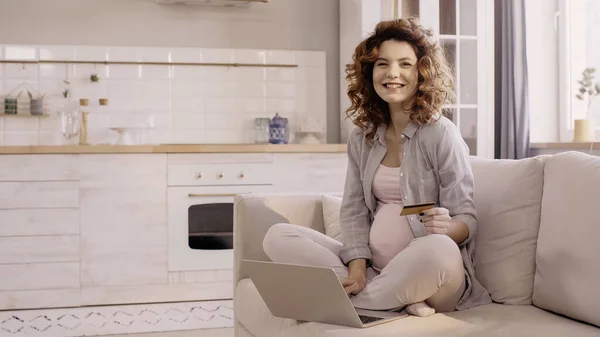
345, 17, 455, 140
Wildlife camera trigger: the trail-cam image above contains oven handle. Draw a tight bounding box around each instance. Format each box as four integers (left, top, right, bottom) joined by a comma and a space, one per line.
187, 192, 251, 198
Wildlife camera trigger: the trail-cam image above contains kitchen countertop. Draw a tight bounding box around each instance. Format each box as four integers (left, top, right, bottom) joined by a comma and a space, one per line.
0, 143, 348, 154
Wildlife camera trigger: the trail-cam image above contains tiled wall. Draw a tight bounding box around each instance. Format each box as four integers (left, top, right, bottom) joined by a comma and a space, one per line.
0, 45, 327, 146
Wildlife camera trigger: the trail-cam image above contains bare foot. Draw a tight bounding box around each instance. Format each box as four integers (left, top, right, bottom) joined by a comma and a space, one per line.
405, 301, 435, 317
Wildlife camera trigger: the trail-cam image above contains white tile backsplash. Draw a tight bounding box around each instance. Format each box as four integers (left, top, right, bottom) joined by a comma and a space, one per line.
4, 46, 37, 60
204, 98, 239, 114
171, 113, 204, 130
140, 65, 171, 80
266, 68, 296, 82
170, 130, 204, 144
4, 63, 38, 80
4, 131, 38, 145
171, 97, 204, 114
204, 113, 235, 130
39, 116, 61, 131
74, 46, 108, 62
107, 46, 139, 62
0, 45, 326, 145
171, 66, 204, 81
267, 83, 296, 98
39, 63, 66, 79
109, 64, 140, 79
233, 49, 266, 64
39, 45, 75, 61
137, 47, 171, 62
4, 116, 38, 131
201, 49, 235, 63
38, 131, 69, 145
266, 50, 296, 65
171, 80, 200, 98
170, 48, 202, 63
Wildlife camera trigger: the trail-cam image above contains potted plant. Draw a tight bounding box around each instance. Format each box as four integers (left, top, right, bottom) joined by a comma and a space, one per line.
573, 67, 600, 142
28, 90, 46, 116
90, 73, 100, 82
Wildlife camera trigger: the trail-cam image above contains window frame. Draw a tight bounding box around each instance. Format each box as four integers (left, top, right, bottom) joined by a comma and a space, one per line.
557, 0, 600, 141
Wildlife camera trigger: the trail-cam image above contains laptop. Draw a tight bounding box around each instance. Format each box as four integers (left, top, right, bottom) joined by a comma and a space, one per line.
243, 259, 407, 328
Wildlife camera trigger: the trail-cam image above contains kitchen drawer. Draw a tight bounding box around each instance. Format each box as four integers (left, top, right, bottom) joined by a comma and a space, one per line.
0, 235, 79, 264
0, 262, 80, 291
168, 162, 275, 186
0, 155, 78, 181
0, 181, 79, 209
0, 209, 79, 237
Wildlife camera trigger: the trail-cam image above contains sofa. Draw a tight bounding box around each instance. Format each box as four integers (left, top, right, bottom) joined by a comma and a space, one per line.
232, 151, 600, 336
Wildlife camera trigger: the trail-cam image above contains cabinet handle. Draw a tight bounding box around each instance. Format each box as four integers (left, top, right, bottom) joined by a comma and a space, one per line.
217, 173, 224, 179
239, 172, 245, 178
196, 173, 202, 179
188, 192, 250, 197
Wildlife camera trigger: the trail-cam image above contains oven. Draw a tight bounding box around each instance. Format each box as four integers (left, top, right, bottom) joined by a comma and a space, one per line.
167, 160, 274, 272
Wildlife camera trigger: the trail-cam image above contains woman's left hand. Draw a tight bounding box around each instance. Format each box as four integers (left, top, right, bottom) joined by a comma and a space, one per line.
420, 207, 452, 235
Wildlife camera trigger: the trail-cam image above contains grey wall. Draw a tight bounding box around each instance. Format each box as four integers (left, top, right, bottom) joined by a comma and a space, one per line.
0, 0, 341, 143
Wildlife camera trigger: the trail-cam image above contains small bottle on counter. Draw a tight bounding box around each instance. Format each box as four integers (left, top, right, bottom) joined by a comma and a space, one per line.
254, 118, 270, 144
78, 98, 90, 145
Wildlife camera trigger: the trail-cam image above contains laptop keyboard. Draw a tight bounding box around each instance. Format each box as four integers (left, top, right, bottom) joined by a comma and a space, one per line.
358, 315, 386, 324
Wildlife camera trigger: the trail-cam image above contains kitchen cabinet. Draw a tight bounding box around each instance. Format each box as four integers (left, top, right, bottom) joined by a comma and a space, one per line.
0, 149, 347, 310
0, 155, 81, 310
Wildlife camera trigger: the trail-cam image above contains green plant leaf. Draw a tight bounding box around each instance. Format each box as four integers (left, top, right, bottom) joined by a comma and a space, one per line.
579, 87, 587, 94
576, 94, 584, 100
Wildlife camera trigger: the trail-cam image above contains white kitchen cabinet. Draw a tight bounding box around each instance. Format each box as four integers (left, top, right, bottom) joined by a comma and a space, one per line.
0, 209, 79, 237
0, 154, 78, 181
0, 181, 79, 209
0, 155, 81, 310
0, 236, 79, 264
272, 153, 348, 193
0, 151, 348, 310
0, 263, 80, 291
79, 155, 168, 289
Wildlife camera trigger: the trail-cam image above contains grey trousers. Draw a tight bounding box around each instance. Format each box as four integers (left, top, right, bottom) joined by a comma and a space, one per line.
263, 223, 465, 312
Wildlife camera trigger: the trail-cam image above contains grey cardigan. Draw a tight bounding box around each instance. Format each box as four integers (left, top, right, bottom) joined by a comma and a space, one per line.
338, 116, 492, 310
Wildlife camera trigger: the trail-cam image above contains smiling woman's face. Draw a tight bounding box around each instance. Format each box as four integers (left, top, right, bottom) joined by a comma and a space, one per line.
372, 40, 419, 106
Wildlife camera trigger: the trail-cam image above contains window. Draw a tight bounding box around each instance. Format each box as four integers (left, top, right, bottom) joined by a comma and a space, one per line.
558, 0, 600, 141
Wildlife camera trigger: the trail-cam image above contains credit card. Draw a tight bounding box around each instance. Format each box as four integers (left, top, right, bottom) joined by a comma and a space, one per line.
400, 202, 435, 216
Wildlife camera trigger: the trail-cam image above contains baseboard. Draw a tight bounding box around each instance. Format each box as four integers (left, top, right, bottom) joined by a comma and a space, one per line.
0, 300, 233, 337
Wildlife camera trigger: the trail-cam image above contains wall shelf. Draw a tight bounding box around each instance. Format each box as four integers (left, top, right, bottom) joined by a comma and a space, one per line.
0, 113, 49, 118
0, 59, 298, 68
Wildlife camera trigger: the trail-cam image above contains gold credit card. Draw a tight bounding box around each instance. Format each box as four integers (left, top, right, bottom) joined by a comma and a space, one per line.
400, 202, 435, 216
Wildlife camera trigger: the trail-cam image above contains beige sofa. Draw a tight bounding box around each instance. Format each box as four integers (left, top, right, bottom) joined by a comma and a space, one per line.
233, 151, 600, 337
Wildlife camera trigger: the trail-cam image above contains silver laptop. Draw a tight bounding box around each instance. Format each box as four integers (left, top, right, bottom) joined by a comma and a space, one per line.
243, 259, 407, 328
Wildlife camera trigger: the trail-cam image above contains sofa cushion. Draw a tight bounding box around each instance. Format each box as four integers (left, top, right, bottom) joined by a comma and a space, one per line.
533, 151, 600, 327
470, 156, 546, 305
321, 194, 343, 240
235, 278, 600, 337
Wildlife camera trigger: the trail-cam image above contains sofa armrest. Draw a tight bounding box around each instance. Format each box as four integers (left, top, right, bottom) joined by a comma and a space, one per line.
233, 193, 326, 285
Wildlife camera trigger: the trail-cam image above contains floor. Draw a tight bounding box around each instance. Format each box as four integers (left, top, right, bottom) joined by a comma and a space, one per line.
108, 328, 233, 337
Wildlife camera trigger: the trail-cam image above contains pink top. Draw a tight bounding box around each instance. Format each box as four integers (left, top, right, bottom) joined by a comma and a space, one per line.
369, 164, 415, 271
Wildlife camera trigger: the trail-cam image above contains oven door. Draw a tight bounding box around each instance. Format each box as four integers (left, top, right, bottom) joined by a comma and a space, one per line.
168, 185, 272, 272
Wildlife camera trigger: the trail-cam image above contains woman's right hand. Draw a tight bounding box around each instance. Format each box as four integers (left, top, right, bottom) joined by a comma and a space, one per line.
343, 259, 368, 295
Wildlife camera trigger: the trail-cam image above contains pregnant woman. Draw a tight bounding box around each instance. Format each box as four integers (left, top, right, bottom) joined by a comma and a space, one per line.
262, 17, 491, 317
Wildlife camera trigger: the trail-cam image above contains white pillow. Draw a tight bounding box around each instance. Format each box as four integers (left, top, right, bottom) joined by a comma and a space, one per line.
321, 194, 343, 241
